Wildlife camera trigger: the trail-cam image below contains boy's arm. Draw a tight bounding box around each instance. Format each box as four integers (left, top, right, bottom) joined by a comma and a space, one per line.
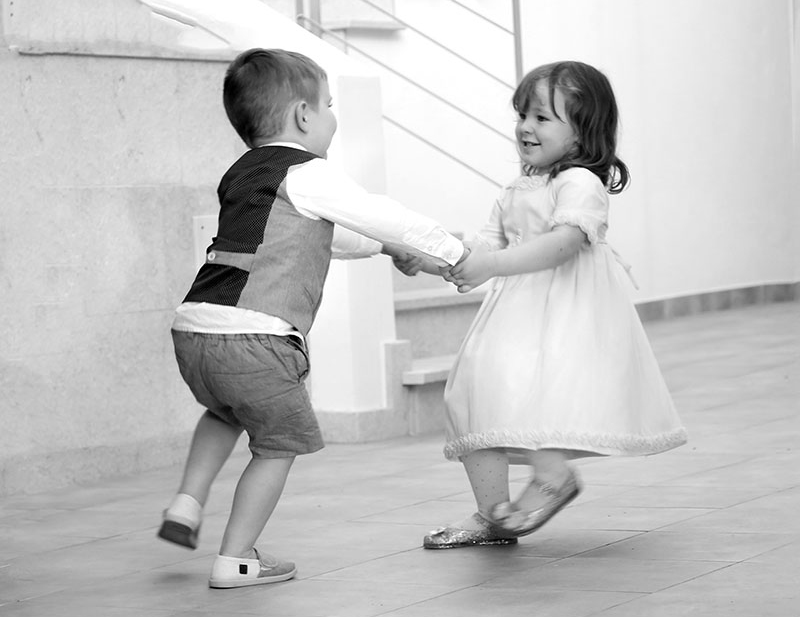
331, 227, 427, 277
287, 159, 465, 267
331, 224, 383, 259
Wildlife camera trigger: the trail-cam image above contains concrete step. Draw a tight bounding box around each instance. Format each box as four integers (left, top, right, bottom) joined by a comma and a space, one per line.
394, 285, 485, 358
392, 278, 484, 435
401, 354, 454, 435
402, 353, 454, 385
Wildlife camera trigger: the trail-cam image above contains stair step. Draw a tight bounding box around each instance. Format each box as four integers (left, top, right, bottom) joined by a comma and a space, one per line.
394, 286, 486, 311
402, 354, 456, 385
394, 285, 484, 358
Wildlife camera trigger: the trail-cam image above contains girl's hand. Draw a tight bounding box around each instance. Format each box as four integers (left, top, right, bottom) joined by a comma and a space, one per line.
447, 247, 496, 293
440, 243, 469, 285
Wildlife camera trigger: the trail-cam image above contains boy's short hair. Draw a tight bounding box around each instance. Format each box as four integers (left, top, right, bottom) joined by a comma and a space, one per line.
223, 48, 328, 148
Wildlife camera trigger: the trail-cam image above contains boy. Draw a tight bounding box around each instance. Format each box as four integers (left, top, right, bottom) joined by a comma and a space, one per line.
158, 48, 466, 588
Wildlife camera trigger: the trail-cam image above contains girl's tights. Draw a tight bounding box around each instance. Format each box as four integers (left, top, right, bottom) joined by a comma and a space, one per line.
461, 449, 510, 523
460, 448, 575, 527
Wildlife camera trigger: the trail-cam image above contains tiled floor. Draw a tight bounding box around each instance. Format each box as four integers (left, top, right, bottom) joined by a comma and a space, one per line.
1, 302, 798, 617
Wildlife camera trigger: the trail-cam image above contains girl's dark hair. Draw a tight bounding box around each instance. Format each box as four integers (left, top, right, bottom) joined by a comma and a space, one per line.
513, 61, 630, 193
223, 48, 327, 148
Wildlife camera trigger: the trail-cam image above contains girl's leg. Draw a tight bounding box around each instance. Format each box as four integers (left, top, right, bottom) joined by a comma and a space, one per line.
493, 448, 582, 534
219, 456, 295, 558
423, 449, 518, 548
458, 448, 510, 527
515, 448, 573, 512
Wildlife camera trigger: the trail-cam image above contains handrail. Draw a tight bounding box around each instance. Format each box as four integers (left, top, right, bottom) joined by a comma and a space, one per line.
383, 116, 503, 188
511, 0, 523, 83
296, 15, 514, 144
446, 0, 514, 35
353, 0, 514, 90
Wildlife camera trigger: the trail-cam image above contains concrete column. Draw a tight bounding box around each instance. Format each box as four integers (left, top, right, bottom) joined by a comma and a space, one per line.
309, 74, 412, 441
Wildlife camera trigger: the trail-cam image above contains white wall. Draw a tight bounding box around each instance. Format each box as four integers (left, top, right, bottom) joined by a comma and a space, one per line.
0, 0, 396, 495
348, 0, 798, 301
344, 0, 520, 237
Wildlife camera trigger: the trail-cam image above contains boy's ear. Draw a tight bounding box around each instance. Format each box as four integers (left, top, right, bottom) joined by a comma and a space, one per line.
293, 101, 310, 133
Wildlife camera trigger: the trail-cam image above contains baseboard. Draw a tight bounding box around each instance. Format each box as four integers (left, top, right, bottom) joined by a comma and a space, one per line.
0, 432, 193, 498
315, 406, 410, 443
635, 282, 799, 322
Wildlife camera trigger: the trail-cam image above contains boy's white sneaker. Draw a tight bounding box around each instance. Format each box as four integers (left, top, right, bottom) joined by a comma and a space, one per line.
158, 512, 200, 549
208, 549, 297, 589
158, 494, 202, 549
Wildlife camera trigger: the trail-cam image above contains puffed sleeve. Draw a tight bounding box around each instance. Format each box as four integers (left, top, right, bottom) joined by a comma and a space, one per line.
549, 168, 609, 244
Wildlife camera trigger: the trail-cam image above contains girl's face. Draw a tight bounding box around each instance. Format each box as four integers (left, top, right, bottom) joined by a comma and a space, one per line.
516, 81, 578, 173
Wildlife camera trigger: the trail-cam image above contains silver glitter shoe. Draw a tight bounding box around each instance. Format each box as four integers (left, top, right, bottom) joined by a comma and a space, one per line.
491, 468, 582, 537
423, 512, 518, 549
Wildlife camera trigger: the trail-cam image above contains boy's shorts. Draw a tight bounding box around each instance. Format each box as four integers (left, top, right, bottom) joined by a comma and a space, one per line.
171, 330, 324, 458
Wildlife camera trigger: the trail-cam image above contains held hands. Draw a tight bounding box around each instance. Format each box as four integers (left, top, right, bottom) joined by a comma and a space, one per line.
391, 252, 424, 277
440, 242, 495, 293
382, 244, 424, 277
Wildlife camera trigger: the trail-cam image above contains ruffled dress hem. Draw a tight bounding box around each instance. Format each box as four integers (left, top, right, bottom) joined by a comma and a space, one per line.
443, 427, 688, 461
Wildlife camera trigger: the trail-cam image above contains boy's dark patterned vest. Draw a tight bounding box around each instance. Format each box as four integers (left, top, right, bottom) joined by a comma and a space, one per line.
183, 146, 334, 336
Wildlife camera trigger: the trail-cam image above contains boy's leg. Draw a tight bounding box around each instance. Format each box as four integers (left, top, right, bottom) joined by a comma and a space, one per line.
203, 334, 319, 583
177, 410, 243, 505
219, 455, 294, 558
207, 455, 297, 589
159, 411, 242, 548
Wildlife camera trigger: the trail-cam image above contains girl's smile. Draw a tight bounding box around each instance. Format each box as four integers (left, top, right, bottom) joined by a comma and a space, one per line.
516, 81, 578, 173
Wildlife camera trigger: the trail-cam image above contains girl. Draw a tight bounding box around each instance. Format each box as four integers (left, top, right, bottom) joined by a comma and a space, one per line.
424, 61, 687, 549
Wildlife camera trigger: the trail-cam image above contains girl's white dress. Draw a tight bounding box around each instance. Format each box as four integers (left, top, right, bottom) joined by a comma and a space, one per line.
443, 167, 687, 462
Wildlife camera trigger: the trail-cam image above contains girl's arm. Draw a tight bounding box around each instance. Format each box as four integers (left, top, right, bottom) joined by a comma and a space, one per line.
446, 225, 586, 293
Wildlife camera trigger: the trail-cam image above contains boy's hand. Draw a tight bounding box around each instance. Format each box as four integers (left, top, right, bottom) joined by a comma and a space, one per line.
391, 253, 423, 277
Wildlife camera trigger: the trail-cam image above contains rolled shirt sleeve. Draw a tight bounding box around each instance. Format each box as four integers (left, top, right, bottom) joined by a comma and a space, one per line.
286, 158, 464, 266
331, 224, 383, 259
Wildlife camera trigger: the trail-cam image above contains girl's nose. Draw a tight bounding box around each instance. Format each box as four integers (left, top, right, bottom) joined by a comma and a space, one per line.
519, 118, 534, 133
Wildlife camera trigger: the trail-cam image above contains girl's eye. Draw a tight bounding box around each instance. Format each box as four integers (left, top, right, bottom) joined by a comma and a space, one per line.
537, 115, 548, 122
517, 112, 526, 120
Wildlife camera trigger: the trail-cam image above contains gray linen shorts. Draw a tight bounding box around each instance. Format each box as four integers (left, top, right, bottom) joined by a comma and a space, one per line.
171, 330, 324, 458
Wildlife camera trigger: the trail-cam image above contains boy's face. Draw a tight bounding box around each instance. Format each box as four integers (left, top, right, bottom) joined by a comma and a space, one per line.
307, 79, 337, 158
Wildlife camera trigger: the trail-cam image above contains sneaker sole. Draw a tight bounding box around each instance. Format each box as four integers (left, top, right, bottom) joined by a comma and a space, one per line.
157, 520, 199, 549
209, 566, 297, 589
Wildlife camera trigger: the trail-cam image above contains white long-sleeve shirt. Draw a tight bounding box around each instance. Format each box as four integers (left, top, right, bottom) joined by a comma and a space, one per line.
173, 142, 463, 336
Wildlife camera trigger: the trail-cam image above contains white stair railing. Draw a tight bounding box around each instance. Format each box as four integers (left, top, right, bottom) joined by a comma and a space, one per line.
295, 0, 522, 189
